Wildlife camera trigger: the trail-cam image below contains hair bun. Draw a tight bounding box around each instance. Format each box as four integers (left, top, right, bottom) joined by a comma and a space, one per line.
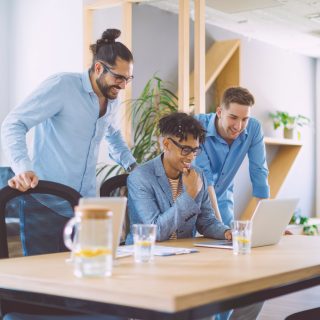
101, 29, 121, 44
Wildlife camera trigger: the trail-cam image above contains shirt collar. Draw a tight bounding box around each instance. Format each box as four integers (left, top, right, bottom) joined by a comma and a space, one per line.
207, 113, 249, 141
81, 70, 94, 93
81, 70, 117, 108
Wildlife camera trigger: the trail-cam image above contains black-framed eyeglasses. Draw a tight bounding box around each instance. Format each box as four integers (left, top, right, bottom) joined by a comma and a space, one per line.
99, 61, 134, 84
168, 137, 202, 156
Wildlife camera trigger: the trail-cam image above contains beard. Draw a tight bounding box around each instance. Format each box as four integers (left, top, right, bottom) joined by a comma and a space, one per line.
96, 75, 121, 100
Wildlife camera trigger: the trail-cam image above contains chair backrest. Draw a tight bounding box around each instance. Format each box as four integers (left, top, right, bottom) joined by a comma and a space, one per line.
0, 181, 82, 258
100, 174, 129, 244
99, 174, 129, 197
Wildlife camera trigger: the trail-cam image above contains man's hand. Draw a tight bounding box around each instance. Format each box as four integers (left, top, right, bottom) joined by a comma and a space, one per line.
182, 168, 203, 199
8, 171, 39, 192
224, 229, 232, 240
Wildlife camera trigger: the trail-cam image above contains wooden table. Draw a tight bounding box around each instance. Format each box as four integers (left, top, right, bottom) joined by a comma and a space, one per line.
0, 236, 319, 319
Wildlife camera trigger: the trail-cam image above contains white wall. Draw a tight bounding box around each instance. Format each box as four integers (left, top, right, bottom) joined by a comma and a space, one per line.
8, 0, 83, 107
0, 0, 83, 165
132, 4, 316, 217
0, 0, 10, 164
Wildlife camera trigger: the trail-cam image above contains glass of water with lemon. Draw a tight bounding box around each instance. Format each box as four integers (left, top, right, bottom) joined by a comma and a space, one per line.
64, 206, 113, 277
133, 224, 157, 263
231, 220, 252, 255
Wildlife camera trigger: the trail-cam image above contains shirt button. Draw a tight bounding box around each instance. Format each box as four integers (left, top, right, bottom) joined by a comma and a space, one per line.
216, 185, 219, 188
221, 172, 224, 175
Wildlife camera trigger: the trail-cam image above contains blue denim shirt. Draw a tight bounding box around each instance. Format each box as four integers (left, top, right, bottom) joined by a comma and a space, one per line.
194, 113, 270, 226
126, 154, 229, 244
1, 71, 135, 197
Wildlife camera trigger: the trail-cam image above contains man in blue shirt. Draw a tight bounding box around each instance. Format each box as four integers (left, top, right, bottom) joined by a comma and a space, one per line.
1, 28, 137, 254
195, 87, 270, 227
126, 112, 231, 244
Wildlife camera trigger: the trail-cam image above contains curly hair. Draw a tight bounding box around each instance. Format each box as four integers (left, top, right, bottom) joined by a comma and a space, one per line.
158, 112, 206, 144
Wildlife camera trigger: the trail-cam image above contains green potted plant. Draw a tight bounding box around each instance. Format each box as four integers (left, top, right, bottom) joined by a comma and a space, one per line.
289, 212, 319, 236
97, 76, 179, 182
269, 111, 310, 139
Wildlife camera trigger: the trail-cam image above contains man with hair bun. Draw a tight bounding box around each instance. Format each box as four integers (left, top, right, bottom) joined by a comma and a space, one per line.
1, 28, 137, 254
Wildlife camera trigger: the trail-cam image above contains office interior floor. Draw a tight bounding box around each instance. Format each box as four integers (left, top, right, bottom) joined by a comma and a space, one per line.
258, 285, 320, 319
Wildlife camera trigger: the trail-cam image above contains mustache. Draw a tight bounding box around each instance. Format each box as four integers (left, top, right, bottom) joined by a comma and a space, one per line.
110, 85, 121, 90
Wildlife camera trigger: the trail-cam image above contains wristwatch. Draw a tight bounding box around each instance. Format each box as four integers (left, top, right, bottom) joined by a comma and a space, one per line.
127, 162, 138, 173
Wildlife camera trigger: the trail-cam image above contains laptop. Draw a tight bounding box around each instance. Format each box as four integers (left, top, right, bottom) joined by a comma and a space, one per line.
194, 198, 299, 249
78, 197, 130, 259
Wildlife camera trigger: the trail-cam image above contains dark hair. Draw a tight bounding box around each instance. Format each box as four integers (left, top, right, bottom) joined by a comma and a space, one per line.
90, 28, 133, 67
158, 112, 206, 144
221, 87, 255, 109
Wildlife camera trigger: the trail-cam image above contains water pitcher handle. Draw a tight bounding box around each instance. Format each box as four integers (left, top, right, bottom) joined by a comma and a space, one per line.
63, 217, 78, 251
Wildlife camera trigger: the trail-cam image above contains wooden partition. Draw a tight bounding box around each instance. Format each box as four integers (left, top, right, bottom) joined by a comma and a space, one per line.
241, 137, 303, 220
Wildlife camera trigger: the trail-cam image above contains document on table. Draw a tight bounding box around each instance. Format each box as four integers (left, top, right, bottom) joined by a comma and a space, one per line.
118, 245, 198, 256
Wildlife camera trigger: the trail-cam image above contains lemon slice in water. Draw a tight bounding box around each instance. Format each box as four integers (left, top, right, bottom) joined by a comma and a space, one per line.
75, 248, 111, 258
135, 241, 152, 247
234, 236, 250, 244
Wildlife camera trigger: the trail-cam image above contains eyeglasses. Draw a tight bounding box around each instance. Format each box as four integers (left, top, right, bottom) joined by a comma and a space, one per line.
99, 61, 134, 84
168, 137, 202, 156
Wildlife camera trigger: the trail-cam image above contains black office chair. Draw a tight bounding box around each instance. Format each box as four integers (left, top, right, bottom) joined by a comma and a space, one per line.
0, 180, 81, 258
285, 307, 320, 320
100, 174, 129, 197
100, 174, 129, 244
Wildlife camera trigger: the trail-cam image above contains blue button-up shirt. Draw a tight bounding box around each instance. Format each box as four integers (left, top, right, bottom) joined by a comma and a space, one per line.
194, 113, 270, 225
1, 71, 135, 198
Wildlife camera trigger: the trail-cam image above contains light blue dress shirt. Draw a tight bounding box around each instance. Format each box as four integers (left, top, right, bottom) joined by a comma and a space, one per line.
194, 113, 270, 226
1, 71, 135, 215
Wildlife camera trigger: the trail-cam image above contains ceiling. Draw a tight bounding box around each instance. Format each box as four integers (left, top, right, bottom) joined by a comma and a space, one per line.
144, 0, 320, 58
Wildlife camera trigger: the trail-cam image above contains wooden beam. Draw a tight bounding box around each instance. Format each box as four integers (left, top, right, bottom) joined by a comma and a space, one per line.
178, 0, 190, 113
121, 1, 133, 146
193, 0, 205, 114
189, 39, 240, 110
83, 6, 93, 69
214, 46, 240, 107
85, 0, 143, 10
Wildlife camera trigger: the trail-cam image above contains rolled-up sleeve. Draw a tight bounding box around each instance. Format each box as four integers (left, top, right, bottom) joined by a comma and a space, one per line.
196, 172, 229, 239
248, 123, 270, 198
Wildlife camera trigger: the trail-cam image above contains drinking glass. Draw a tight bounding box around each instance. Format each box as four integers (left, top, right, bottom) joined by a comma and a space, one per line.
231, 220, 252, 255
133, 224, 157, 263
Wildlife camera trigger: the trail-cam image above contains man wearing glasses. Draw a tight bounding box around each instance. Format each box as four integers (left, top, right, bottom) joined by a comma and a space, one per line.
1, 28, 137, 254
126, 112, 232, 244
126, 112, 264, 319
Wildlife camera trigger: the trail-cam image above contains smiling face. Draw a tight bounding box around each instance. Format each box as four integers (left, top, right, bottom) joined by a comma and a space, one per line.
93, 57, 133, 100
216, 102, 251, 144
162, 134, 200, 179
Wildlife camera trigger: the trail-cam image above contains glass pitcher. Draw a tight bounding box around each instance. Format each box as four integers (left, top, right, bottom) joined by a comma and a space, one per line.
64, 206, 113, 277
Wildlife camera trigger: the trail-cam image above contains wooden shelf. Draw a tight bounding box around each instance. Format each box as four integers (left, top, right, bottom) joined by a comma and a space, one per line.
241, 136, 303, 220
264, 136, 302, 146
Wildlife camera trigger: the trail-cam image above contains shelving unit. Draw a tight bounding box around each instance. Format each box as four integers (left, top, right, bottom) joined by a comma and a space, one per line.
241, 137, 303, 220
189, 39, 240, 111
